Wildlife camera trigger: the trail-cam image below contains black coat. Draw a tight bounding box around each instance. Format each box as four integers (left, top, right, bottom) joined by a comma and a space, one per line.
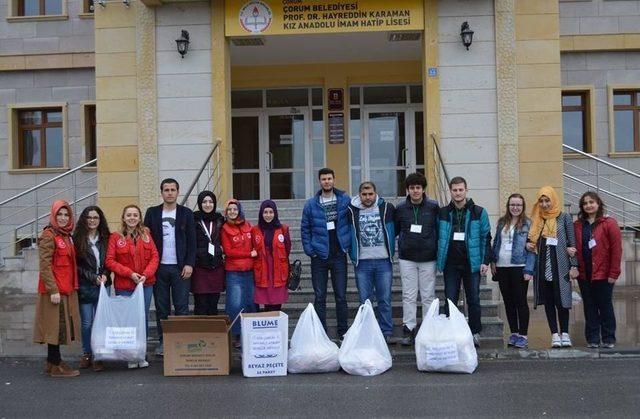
144, 204, 196, 269
394, 195, 440, 262
194, 211, 225, 269
76, 239, 111, 304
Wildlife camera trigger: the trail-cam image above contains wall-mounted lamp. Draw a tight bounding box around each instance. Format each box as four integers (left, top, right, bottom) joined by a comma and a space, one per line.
460, 21, 474, 50
176, 30, 190, 59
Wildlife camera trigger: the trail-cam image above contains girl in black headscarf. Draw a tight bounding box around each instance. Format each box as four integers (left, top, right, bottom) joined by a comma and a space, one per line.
251, 200, 291, 312
191, 191, 225, 315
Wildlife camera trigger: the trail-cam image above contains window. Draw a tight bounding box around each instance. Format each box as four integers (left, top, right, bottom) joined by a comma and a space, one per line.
83, 104, 96, 165
612, 90, 640, 152
16, 0, 62, 16
562, 91, 592, 153
16, 108, 64, 169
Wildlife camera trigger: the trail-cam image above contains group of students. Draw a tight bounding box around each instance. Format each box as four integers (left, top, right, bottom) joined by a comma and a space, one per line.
33, 178, 291, 377
301, 169, 622, 353
32, 169, 622, 378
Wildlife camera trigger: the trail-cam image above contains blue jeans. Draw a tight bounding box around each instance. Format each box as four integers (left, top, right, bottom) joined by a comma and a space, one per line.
154, 264, 191, 342
116, 285, 154, 337
578, 279, 616, 344
355, 259, 393, 336
443, 264, 482, 334
225, 271, 255, 336
79, 300, 99, 354
310, 252, 349, 336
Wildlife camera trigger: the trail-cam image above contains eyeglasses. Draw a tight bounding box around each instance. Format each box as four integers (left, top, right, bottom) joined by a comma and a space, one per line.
86, 216, 100, 220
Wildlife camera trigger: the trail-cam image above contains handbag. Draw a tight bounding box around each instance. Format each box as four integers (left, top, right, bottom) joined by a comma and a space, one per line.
287, 259, 302, 291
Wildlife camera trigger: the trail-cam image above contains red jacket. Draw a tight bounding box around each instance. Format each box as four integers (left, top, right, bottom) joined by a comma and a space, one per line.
251, 225, 291, 288
574, 216, 622, 281
221, 221, 254, 271
105, 230, 159, 291
38, 229, 78, 296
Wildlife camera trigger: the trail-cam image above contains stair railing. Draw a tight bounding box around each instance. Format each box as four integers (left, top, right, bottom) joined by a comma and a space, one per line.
180, 140, 223, 209
0, 159, 97, 262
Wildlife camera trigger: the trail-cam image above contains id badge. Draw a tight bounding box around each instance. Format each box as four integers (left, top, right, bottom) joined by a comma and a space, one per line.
588, 239, 597, 249
410, 224, 422, 233
326, 221, 335, 230
546, 237, 558, 246
504, 242, 513, 251
453, 232, 465, 241
208, 243, 215, 256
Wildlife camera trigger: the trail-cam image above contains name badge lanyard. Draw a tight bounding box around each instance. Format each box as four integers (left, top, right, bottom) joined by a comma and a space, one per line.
413, 206, 420, 225
201, 220, 214, 243
456, 209, 464, 234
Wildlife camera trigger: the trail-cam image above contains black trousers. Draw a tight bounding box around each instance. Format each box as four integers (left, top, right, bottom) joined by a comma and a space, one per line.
578, 280, 616, 344
193, 293, 220, 316
541, 279, 569, 334
47, 344, 61, 366
262, 304, 282, 312
496, 266, 530, 335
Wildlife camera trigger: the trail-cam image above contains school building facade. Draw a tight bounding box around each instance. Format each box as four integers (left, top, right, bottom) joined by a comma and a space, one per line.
0, 0, 639, 229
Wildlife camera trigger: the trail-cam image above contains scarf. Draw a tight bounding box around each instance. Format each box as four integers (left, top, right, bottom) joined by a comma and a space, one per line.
258, 200, 281, 250
197, 190, 217, 222
224, 199, 245, 226
48, 199, 74, 236
528, 186, 561, 242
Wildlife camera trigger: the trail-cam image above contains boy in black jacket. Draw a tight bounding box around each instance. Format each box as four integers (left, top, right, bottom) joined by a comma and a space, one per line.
394, 173, 439, 345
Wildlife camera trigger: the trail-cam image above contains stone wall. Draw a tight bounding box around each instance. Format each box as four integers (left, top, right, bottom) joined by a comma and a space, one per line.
560, 0, 640, 35
438, 0, 499, 217
155, 2, 213, 201
0, 0, 94, 55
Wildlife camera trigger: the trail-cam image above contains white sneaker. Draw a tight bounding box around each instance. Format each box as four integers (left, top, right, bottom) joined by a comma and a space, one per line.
551, 333, 562, 348
561, 333, 572, 347
138, 360, 149, 368
127, 362, 139, 369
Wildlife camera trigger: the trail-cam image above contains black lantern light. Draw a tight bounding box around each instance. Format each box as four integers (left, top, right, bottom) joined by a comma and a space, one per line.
460, 21, 474, 50
176, 30, 190, 58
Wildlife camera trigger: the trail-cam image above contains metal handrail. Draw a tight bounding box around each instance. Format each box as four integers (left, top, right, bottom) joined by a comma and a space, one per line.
431, 133, 450, 185
180, 140, 222, 206
563, 174, 640, 208
562, 144, 640, 179
0, 159, 97, 206
564, 160, 637, 196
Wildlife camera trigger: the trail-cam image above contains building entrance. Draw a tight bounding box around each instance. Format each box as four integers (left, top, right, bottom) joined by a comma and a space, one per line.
231, 88, 324, 200
349, 85, 424, 196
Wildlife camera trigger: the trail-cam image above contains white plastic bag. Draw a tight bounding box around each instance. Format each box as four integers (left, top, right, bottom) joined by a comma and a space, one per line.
415, 298, 478, 374
91, 283, 147, 362
338, 299, 392, 376
288, 303, 340, 374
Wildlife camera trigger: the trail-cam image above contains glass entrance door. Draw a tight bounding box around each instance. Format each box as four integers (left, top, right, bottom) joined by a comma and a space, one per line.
232, 109, 310, 200
231, 114, 261, 200
266, 110, 308, 199
364, 110, 410, 196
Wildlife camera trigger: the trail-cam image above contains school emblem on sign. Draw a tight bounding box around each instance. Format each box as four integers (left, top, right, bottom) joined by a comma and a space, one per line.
239, 1, 272, 34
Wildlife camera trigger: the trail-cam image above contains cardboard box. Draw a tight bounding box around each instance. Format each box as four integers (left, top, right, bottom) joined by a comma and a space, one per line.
241, 311, 288, 377
161, 316, 231, 376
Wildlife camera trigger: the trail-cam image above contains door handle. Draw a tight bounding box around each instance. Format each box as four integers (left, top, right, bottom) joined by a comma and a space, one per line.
266, 152, 273, 171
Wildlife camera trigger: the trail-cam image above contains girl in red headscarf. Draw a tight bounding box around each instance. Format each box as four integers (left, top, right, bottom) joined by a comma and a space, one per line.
33, 200, 82, 378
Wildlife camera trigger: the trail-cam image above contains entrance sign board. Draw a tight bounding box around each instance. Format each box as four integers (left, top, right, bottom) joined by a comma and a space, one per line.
226, 0, 424, 36
328, 112, 345, 144
328, 88, 344, 111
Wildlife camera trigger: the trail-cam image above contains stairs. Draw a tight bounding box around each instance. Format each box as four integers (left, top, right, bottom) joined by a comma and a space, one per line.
149, 199, 505, 349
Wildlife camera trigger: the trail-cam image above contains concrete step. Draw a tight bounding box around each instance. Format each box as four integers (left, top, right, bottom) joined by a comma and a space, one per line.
147, 300, 500, 322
